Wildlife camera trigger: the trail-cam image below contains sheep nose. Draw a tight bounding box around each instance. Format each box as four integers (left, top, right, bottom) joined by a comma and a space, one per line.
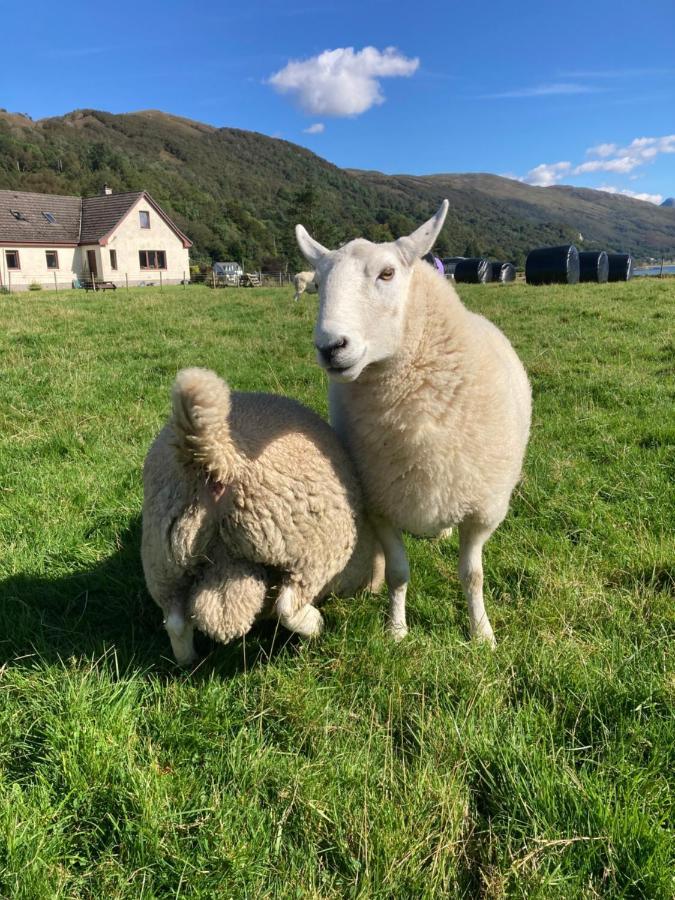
316, 336, 349, 365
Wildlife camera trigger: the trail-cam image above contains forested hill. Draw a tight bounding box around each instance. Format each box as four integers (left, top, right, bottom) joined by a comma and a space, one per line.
1, 108, 673, 266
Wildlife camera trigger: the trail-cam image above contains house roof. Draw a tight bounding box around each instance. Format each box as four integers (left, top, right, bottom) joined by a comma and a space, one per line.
0, 190, 81, 244
0, 189, 192, 248
79, 191, 142, 244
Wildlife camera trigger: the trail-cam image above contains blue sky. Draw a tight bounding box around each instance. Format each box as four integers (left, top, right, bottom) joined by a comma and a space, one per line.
3, 0, 674, 203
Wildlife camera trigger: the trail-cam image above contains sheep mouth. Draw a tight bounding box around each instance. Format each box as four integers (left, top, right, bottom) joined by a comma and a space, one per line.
324, 348, 367, 381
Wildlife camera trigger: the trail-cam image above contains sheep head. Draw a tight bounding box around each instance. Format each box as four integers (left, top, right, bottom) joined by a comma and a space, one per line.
295, 200, 449, 382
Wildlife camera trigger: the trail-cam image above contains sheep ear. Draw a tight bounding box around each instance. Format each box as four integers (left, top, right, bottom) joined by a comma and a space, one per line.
295, 224, 329, 265
396, 200, 449, 266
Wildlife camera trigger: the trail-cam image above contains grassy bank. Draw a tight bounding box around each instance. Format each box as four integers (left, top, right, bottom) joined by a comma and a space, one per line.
0, 280, 673, 897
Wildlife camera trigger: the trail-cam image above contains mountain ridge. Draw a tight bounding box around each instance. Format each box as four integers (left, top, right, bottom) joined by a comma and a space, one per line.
1, 108, 673, 265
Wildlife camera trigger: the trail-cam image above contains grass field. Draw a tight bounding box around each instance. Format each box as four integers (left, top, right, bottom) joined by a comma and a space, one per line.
0, 279, 673, 898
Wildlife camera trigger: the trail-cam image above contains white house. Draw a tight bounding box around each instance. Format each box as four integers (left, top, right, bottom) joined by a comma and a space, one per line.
0, 186, 192, 291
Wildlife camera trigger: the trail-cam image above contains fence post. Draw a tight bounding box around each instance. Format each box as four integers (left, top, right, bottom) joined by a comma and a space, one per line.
8, 272, 11, 294
212, 270, 216, 289
183, 270, 186, 289
54, 272, 58, 293
125, 273, 129, 293
160, 270, 163, 292
92, 274, 97, 292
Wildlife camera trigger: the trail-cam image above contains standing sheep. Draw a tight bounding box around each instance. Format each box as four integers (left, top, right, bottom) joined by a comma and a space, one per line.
296, 201, 531, 645
293, 271, 317, 302
142, 367, 383, 664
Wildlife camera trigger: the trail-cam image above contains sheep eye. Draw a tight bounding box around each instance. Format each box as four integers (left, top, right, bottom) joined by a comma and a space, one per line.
378, 267, 395, 281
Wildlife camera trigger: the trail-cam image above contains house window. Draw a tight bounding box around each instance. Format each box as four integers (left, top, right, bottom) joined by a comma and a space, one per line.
5, 250, 20, 269
10, 209, 27, 221
45, 250, 59, 269
139, 250, 166, 269
42, 212, 56, 224
139, 210, 150, 229
109, 249, 118, 270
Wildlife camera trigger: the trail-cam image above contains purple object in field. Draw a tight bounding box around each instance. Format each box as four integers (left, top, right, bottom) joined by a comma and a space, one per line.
434, 256, 444, 275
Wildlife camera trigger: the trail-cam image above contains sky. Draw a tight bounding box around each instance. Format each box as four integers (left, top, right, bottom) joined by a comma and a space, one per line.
3, 0, 674, 204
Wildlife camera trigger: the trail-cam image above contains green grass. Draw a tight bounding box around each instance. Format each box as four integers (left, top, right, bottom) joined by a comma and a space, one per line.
0, 280, 673, 898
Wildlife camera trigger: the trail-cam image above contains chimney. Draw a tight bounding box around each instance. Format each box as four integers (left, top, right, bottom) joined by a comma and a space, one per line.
102, 183, 113, 196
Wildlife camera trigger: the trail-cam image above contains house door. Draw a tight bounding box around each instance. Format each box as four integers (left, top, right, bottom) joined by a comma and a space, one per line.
87, 249, 98, 279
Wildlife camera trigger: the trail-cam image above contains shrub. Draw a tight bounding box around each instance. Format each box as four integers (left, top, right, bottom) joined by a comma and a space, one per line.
28, 282, 43, 291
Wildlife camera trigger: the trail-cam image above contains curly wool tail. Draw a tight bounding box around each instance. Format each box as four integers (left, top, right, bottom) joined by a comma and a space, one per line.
171, 367, 238, 484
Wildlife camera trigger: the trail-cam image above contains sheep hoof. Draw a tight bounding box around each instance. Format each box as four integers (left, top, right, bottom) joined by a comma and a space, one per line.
386, 621, 409, 642
283, 604, 324, 638
437, 526, 453, 540
472, 625, 497, 649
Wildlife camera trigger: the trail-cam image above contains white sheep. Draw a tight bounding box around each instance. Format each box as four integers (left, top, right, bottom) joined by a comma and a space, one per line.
296, 201, 531, 645
293, 270, 317, 302
142, 367, 384, 664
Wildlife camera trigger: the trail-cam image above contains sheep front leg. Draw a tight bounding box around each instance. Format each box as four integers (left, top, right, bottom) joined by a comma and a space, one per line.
164, 601, 197, 666
275, 585, 324, 638
374, 521, 410, 641
458, 520, 496, 647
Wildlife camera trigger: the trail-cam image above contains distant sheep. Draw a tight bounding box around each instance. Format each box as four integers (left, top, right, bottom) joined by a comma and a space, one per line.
142, 367, 383, 664
296, 201, 531, 645
293, 271, 317, 301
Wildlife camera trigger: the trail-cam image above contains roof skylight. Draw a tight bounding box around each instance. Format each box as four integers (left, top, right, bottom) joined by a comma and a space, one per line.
42, 211, 56, 224
10, 209, 27, 221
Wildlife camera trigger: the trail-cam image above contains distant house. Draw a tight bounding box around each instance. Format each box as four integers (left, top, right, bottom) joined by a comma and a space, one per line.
0, 186, 192, 290
213, 261, 243, 278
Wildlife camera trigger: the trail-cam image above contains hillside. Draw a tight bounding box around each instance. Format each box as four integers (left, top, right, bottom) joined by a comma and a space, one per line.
352, 171, 675, 263
1, 108, 673, 266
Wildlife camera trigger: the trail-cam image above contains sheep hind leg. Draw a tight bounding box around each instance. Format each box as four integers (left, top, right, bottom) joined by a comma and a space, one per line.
275, 584, 324, 638
457, 520, 496, 648
164, 601, 197, 666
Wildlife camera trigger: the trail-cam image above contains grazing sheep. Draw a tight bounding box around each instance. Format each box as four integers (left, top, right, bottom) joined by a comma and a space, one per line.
293, 270, 317, 301
142, 367, 383, 664
296, 201, 531, 645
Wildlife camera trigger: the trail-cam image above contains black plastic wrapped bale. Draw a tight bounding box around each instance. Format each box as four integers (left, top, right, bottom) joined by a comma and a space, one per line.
525, 245, 580, 285
490, 261, 517, 283
454, 258, 493, 284
579, 251, 609, 283
442, 256, 465, 276
607, 253, 633, 281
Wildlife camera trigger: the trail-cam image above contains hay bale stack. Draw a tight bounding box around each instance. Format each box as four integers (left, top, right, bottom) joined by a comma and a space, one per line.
454, 258, 492, 284
525, 245, 580, 285
441, 256, 465, 276
607, 253, 633, 281
579, 251, 609, 283
490, 262, 517, 283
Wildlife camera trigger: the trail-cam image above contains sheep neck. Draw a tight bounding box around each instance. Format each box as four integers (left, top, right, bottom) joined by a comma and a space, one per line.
351, 263, 467, 413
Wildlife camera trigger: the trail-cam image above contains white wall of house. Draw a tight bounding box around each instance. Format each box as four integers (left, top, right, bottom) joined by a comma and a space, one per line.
101, 196, 190, 285
1, 195, 190, 291
0, 245, 82, 291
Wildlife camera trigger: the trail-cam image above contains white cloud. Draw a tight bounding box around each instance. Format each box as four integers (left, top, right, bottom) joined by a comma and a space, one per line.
303, 122, 325, 134
625, 134, 675, 156
561, 67, 675, 78
483, 82, 597, 99
268, 46, 419, 117
587, 142, 618, 157
520, 161, 572, 186
574, 156, 640, 175
598, 185, 664, 205
573, 134, 675, 176
517, 133, 674, 192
